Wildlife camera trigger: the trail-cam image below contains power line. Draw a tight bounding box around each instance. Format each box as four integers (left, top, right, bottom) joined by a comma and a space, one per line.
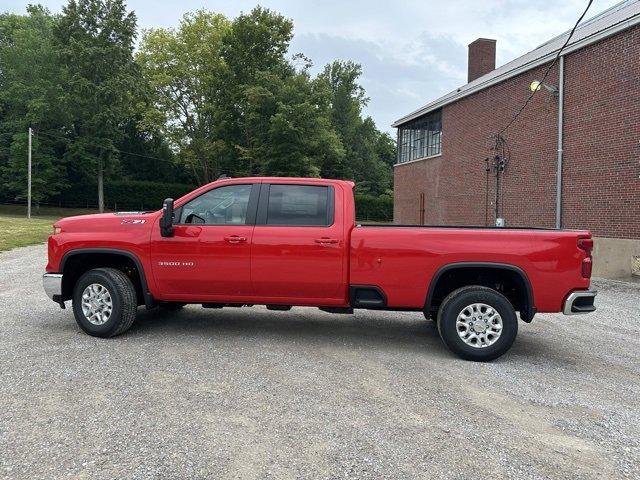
33, 129, 177, 164
497, 0, 594, 136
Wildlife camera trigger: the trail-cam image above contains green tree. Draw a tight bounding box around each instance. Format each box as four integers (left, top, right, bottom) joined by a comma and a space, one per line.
254, 72, 344, 177
54, 0, 139, 212
138, 7, 346, 184
0, 3, 395, 212
216, 7, 344, 178
0, 6, 68, 204
318, 61, 367, 145
317, 60, 394, 195
137, 11, 231, 184
116, 118, 184, 183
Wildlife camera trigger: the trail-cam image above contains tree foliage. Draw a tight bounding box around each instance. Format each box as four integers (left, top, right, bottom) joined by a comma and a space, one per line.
0, 6, 68, 202
54, 0, 140, 211
317, 60, 394, 195
137, 10, 230, 184
0, 2, 396, 210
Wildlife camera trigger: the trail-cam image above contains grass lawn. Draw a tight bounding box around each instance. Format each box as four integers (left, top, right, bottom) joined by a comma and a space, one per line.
0, 205, 98, 253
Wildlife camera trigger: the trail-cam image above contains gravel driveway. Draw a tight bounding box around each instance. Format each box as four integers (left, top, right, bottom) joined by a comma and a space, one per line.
1, 244, 639, 479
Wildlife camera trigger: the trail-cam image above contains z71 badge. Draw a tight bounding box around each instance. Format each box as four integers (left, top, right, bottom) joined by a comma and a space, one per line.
121, 219, 146, 225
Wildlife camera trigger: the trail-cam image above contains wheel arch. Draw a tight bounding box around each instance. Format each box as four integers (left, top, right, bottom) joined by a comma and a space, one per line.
60, 248, 155, 308
425, 262, 535, 322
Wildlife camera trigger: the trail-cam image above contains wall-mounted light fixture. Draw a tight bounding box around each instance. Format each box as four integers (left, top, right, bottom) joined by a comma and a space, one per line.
529, 80, 559, 95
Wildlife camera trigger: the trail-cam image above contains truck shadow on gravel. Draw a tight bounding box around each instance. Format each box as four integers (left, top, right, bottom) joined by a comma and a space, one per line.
131, 306, 448, 352
123, 306, 551, 362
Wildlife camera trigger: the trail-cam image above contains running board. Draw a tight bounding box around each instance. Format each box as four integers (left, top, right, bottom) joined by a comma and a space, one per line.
319, 307, 353, 314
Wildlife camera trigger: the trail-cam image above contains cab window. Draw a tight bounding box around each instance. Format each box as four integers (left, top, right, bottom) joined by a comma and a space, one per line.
266, 185, 331, 226
179, 184, 252, 225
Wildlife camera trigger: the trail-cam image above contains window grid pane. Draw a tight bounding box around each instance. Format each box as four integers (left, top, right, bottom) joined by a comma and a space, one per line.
396, 110, 442, 164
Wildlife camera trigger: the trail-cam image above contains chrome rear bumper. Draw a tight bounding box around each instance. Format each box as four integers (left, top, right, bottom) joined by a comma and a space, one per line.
563, 290, 597, 315
43, 273, 63, 301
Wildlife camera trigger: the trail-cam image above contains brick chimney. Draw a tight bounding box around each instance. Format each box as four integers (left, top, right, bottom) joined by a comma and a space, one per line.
468, 38, 496, 83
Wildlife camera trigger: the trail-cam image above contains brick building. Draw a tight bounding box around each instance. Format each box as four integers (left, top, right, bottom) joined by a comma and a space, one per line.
392, 0, 640, 279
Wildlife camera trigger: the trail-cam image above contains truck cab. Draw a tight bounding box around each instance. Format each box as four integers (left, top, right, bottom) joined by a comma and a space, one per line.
149, 178, 352, 306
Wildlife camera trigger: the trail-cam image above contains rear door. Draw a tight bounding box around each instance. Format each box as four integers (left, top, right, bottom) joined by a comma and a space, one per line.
250, 183, 346, 302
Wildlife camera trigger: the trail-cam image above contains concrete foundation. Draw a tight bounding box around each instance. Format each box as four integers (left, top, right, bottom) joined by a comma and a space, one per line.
592, 237, 640, 280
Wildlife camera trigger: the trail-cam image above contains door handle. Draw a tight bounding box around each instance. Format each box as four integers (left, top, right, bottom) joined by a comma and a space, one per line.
314, 237, 339, 244
224, 235, 247, 244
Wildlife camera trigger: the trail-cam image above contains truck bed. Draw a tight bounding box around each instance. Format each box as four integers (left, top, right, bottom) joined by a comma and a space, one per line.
349, 224, 591, 312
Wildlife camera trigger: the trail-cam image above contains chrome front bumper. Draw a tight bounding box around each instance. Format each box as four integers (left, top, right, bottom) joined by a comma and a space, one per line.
43, 273, 63, 301
563, 290, 597, 315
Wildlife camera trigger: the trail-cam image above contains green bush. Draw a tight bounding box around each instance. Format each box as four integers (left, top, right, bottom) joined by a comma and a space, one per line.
354, 193, 393, 222
56, 180, 197, 211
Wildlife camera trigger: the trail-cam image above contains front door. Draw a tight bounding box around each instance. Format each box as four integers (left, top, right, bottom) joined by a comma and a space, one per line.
250, 183, 346, 303
150, 183, 259, 299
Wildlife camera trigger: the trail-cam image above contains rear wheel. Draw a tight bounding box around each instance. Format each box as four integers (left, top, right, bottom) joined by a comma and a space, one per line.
72, 268, 138, 337
437, 286, 517, 361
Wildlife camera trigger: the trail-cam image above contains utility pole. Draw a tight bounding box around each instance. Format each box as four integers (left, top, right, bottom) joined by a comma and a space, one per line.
27, 127, 32, 219
98, 156, 104, 213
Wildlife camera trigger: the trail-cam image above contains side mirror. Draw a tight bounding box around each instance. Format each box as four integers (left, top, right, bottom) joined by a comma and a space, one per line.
159, 198, 174, 237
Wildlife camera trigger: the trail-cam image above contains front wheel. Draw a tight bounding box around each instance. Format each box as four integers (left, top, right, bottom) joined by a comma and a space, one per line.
437, 286, 518, 361
72, 268, 138, 337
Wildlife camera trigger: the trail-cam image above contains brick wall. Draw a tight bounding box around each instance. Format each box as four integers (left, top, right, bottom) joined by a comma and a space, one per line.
562, 24, 640, 239
395, 62, 559, 228
394, 24, 640, 240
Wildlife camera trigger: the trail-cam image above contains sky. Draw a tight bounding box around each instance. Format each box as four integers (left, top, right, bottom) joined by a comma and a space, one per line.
4, 0, 623, 134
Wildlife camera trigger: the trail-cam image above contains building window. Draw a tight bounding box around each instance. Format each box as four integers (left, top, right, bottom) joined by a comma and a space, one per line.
396, 110, 442, 164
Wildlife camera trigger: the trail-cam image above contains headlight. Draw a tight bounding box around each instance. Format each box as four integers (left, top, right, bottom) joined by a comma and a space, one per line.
53, 226, 62, 235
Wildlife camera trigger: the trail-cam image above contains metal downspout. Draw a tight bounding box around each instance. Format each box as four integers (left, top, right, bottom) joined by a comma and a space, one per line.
556, 55, 565, 229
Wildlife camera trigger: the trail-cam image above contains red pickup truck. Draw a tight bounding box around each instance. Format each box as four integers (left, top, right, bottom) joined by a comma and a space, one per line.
43, 177, 596, 361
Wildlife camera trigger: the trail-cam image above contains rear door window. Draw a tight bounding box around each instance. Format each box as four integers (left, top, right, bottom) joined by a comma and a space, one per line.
265, 185, 332, 226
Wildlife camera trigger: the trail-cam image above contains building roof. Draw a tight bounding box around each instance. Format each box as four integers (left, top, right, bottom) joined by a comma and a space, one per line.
392, 0, 640, 127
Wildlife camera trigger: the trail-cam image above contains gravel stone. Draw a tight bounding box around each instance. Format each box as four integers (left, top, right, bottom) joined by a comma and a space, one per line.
1, 244, 638, 479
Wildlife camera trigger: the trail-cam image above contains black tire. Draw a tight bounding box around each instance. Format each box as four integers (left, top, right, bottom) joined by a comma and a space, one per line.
437, 286, 518, 362
158, 302, 186, 310
72, 268, 138, 338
